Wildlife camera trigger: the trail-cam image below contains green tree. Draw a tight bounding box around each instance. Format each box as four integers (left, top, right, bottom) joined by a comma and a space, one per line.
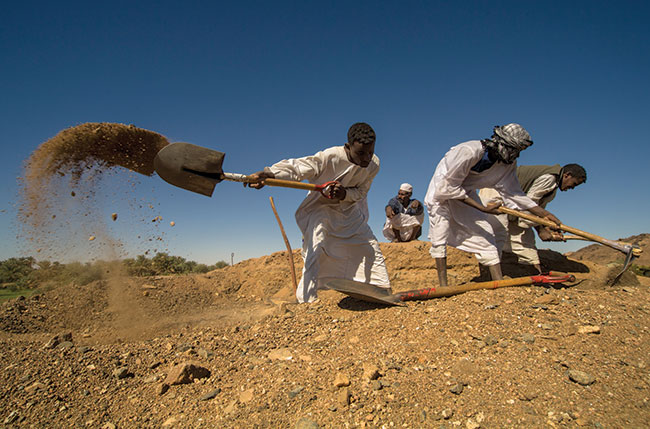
212, 261, 229, 269
0, 257, 36, 284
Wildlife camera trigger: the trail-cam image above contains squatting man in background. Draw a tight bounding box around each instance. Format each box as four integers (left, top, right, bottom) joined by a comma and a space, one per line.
383, 183, 424, 242
424, 123, 562, 287
246, 122, 390, 303
480, 163, 587, 274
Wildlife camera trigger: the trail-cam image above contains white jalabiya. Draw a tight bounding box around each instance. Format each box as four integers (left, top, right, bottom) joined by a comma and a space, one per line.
382, 212, 424, 242
269, 146, 390, 303
423, 140, 537, 265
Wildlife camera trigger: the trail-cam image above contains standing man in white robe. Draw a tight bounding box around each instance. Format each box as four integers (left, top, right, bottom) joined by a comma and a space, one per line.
424, 123, 562, 287
246, 123, 390, 303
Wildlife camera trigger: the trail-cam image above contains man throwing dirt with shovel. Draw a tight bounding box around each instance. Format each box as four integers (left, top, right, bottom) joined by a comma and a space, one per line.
246, 123, 391, 303
424, 123, 562, 287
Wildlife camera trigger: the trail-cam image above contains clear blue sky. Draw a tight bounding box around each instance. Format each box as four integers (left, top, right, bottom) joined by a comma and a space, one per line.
1, 0, 649, 264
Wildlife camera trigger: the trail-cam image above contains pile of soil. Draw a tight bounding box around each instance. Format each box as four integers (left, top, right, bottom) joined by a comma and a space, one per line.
0, 239, 648, 427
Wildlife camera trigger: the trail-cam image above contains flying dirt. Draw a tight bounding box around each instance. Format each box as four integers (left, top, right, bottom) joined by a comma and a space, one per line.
17, 122, 171, 261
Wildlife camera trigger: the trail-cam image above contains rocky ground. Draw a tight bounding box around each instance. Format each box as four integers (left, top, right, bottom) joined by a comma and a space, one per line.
1, 236, 649, 428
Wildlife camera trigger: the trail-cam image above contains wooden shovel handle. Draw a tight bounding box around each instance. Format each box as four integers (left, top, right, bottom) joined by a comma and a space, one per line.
223, 173, 338, 198
497, 206, 641, 256
263, 178, 338, 198
269, 197, 298, 294
263, 178, 320, 191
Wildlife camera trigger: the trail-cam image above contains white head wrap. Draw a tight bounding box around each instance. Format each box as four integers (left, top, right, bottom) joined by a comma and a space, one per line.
399, 183, 413, 193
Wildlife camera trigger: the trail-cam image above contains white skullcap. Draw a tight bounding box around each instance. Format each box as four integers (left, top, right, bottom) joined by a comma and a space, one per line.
399, 183, 413, 193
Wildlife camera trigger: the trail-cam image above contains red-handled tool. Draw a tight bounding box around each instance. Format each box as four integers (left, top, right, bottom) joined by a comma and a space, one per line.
327, 273, 576, 306
395, 273, 575, 302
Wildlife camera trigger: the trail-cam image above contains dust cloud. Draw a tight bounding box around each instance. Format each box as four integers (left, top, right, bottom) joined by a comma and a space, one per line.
17, 122, 171, 262
15, 122, 177, 340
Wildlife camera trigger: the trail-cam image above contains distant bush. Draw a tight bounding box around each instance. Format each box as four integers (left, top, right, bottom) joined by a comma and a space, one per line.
0, 257, 36, 284
122, 253, 228, 276
0, 258, 109, 290
0, 253, 229, 291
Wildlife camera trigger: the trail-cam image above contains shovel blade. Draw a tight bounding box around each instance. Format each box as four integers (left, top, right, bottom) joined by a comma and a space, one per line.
326, 279, 403, 306
154, 142, 226, 197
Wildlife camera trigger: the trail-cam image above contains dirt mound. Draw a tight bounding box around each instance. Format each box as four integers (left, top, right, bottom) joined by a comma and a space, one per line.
0, 241, 606, 340
567, 233, 650, 266
202, 241, 482, 300
1, 240, 649, 427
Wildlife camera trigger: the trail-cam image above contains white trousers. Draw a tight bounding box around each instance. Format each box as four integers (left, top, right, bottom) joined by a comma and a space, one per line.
382, 213, 424, 242
480, 188, 540, 266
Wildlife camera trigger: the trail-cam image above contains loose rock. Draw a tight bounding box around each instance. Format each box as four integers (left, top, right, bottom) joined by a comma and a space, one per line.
333, 373, 350, 387
199, 388, 221, 401
165, 362, 210, 385
568, 370, 596, 386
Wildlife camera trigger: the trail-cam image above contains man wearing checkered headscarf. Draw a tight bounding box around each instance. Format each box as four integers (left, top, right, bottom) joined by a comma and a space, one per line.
483, 123, 534, 164
423, 124, 562, 287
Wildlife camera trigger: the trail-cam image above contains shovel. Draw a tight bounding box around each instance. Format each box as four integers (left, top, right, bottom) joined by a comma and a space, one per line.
327, 272, 576, 306
497, 206, 642, 284
154, 142, 338, 197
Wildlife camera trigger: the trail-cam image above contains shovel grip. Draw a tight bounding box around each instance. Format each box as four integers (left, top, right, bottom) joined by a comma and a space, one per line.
263, 178, 320, 192
263, 179, 339, 199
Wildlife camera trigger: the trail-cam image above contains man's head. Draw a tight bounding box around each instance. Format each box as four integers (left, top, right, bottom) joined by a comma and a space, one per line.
559, 163, 587, 191
488, 123, 534, 164
397, 183, 413, 205
345, 122, 375, 168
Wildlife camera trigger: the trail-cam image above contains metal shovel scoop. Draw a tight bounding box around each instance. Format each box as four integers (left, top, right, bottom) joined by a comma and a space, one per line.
327, 273, 576, 306
154, 142, 337, 197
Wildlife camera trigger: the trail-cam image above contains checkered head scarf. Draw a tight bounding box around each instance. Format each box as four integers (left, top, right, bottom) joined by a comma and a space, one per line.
483, 123, 533, 164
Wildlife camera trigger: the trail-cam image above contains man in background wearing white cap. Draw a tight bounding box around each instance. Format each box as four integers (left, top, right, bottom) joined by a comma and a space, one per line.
424, 123, 562, 287
383, 183, 424, 242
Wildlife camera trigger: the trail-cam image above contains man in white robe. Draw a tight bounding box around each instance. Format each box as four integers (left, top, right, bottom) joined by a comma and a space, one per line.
383, 183, 424, 242
247, 123, 390, 303
424, 123, 562, 287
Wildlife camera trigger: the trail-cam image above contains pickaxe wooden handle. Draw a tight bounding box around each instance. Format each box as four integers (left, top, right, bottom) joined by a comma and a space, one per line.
497, 206, 642, 257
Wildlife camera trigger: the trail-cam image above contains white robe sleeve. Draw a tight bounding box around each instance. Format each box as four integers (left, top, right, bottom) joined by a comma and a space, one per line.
515, 174, 558, 228
268, 150, 327, 182
526, 174, 557, 203
343, 157, 379, 203
494, 165, 538, 211
433, 145, 481, 202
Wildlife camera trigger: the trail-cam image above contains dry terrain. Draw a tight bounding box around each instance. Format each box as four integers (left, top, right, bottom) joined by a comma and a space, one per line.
1, 236, 649, 428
